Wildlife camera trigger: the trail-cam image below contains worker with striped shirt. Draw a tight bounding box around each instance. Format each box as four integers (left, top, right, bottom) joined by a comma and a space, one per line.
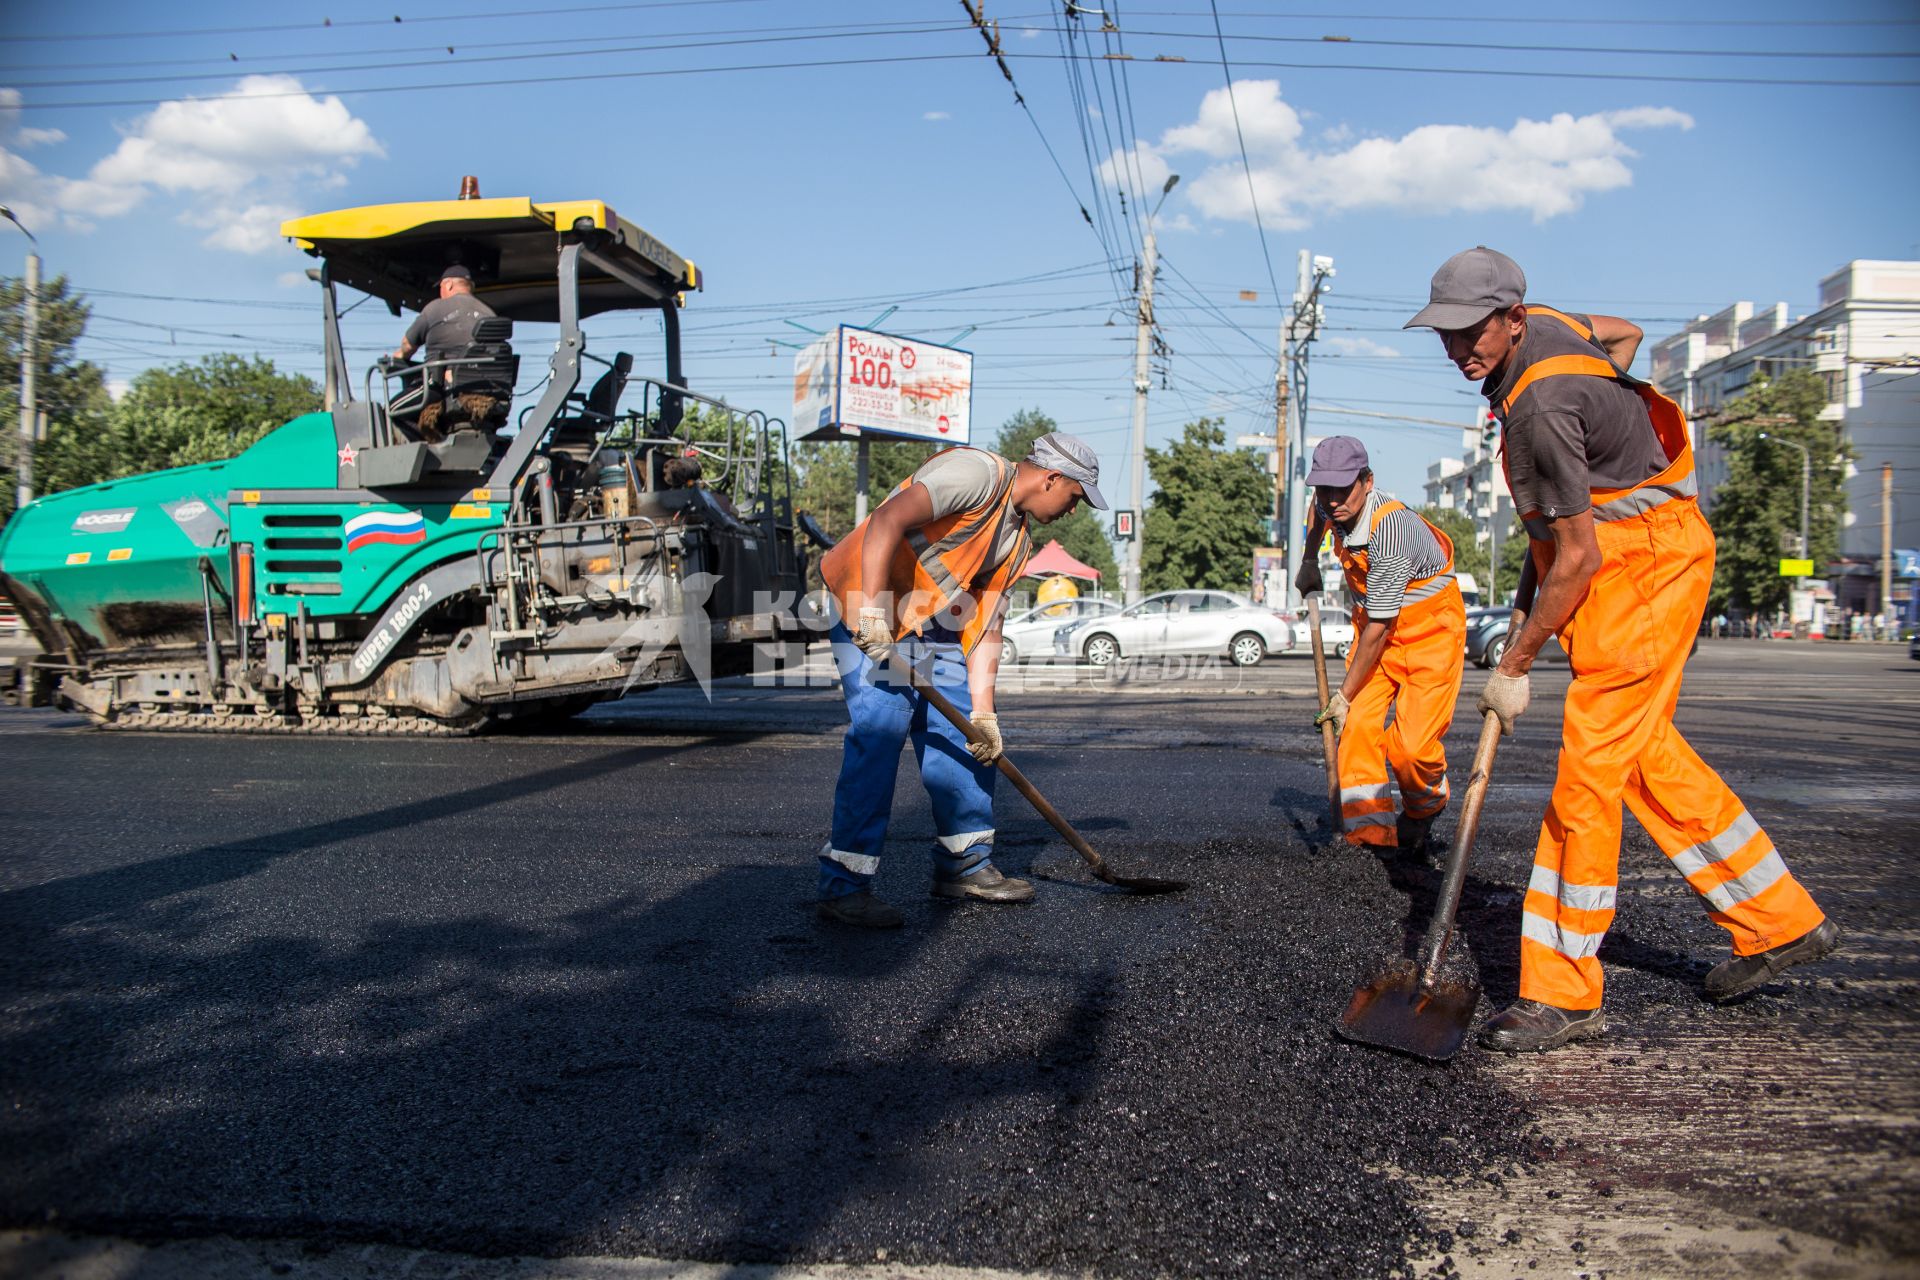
1298, 435, 1468, 853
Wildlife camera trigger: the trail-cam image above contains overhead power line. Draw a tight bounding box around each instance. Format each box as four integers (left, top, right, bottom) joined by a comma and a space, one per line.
1206, 0, 1283, 311
15, 47, 1917, 110
0, 0, 783, 43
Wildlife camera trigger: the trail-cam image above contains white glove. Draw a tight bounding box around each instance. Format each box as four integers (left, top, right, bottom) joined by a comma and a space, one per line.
967, 712, 1004, 764
852, 606, 893, 656
1314, 690, 1350, 737
1478, 671, 1530, 735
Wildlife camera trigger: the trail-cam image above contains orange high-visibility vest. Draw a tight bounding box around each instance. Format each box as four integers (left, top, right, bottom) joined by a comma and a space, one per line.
821, 448, 1035, 655
1495, 307, 1699, 535
1331, 496, 1457, 626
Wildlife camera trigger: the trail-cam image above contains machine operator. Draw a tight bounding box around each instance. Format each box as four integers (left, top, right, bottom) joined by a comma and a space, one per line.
389, 265, 502, 439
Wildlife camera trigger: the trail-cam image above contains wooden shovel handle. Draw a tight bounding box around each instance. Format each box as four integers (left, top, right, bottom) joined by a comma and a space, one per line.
1417, 711, 1503, 982
882, 649, 1120, 885
1308, 597, 1341, 833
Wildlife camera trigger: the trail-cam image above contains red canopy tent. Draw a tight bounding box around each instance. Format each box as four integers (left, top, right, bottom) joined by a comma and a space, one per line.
1023, 539, 1101, 580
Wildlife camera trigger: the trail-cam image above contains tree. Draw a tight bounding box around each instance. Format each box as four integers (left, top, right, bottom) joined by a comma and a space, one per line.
0, 273, 111, 522
790, 437, 938, 542
1699, 370, 1848, 616
1418, 505, 1489, 589
34, 355, 321, 498
992, 408, 1119, 588
1141, 417, 1270, 593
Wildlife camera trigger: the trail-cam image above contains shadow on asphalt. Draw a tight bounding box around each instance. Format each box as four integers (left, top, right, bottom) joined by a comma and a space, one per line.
0, 794, 1125, 1265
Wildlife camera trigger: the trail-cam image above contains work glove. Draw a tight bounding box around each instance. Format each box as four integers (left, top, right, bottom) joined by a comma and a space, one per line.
1295, 560, 1324, 597
1313, 690, 1349, 737
1478, 671, 1530, 735
852, 606, 893, 657
967, 712, 1004, 764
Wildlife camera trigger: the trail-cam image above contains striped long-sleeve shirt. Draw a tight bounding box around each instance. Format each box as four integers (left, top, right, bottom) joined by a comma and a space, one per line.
1342, 492, 1449, 619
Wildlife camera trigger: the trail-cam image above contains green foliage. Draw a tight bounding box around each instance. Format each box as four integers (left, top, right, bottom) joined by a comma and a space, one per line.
35, 355, 321, 497
992, 408, 1118, 587
0, 273, 111, 522
1417, 505, 1488, 589
1141, 417, 1270, 593
790, 436, 938, 541
1700, 370, 1848, 615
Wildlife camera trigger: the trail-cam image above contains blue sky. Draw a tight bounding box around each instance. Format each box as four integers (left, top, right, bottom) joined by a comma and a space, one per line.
2, 0, 1916, 511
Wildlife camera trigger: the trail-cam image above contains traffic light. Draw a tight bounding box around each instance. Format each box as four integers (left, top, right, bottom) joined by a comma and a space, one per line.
1477, 406, 1499, 453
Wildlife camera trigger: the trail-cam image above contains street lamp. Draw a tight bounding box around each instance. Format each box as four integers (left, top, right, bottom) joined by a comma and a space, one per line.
0, 205, 39, 511
1124, 172, 1178, 604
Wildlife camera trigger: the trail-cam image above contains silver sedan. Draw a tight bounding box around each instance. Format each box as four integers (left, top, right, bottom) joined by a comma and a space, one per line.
1062, 590, 1294, 667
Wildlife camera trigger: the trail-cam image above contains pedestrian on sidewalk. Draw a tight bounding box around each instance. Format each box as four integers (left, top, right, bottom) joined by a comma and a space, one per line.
1407, 246, 1838, 1052
1296, 436, 1466, 855
812, 433, 1106, 928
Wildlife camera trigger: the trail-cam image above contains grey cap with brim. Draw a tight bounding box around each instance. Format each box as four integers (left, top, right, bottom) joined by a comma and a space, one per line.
1405, 245, 1526, 331
1305, 435, 1370, 487
1026, 431, 1109, 509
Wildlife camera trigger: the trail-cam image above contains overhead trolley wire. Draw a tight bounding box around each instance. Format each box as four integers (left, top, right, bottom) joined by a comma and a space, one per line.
16, 49, 1916, 110
1205, 0, 1284, 311
0, 0, 786, 43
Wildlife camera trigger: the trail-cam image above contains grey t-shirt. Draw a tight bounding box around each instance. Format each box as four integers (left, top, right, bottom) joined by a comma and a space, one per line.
404, 293, 497, 366
912, 447, 1028, 574
1483, 307, 1668, 532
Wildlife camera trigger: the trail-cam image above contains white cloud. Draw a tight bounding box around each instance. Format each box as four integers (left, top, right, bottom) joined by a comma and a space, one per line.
1019, 25, 1042, 39
192, 202, 303, 255
923, 110, 951, 121
0, 75, 382, 249
1325, 337, 1403, 359
1105, 81, 1692, 228
277, 270, 312, 289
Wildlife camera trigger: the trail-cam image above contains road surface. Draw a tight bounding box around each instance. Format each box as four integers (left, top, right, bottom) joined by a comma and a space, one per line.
1, 640, 1914, 1277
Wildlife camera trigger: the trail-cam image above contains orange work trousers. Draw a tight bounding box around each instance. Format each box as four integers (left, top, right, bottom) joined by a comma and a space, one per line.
1521, 500, 1827, 1009
1338, 586, 1467, 847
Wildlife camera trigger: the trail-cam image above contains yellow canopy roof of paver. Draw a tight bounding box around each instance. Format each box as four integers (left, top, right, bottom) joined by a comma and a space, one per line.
281, 197, 700, 322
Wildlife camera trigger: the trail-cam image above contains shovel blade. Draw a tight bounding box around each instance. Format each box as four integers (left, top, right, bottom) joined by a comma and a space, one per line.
1335, 960, 1481, 1063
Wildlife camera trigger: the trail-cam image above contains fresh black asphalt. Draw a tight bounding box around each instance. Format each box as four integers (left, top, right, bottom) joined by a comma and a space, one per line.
1, 642, 1914, 1276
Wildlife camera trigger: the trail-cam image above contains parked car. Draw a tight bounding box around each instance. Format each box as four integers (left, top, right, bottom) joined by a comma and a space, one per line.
1063, 590, 1293, 667
1909, 631, 1919, 661
1287, 603, 1356, 661
1466, 605, 1571, 667
1000, 597, 1121, 663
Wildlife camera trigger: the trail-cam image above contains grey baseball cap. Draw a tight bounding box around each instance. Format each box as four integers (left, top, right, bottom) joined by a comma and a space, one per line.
439, 264, 473, 282
1026, 432, 1109, 509
1404, 246, 1526, 331
1306, 435, 1371, 487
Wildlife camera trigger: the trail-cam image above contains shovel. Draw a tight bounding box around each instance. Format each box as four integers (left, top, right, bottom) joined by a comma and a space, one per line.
1307, 597, 1342, 836
883, 649, 1187, 895
1335, 711, 1502, 1062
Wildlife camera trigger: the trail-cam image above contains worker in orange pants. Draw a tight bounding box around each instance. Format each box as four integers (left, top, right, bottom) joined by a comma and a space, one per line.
1298, 436, 1466, 853
1407, 246, 1836, 1053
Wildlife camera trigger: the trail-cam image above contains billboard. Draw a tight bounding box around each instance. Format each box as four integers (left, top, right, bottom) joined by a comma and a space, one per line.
793, 325, 973, 445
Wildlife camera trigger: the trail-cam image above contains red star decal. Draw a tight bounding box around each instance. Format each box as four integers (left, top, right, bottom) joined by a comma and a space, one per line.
338, 443, 359, 466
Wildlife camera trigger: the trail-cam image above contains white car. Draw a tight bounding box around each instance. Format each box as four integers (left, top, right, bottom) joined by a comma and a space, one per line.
1064, 590, 1294, 667
999, 597, 1122, 663
1288, 602, 1356, 660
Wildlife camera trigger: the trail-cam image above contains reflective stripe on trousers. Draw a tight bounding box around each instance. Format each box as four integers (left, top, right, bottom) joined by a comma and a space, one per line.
820, 622, 998, 898
1336, 586, 1467, 846
1518, 500, 1826, 1010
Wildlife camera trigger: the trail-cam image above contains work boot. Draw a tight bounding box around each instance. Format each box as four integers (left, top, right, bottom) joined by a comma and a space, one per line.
932, 863, 1036, 903
816, 890, 904, 929
1396, 812, 1438, 857
1477, 999, 1606, 1053
1703, 918, 1840, 1003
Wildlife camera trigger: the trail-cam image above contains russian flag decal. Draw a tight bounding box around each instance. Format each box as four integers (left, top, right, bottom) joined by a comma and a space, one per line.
345, 509, 427, 554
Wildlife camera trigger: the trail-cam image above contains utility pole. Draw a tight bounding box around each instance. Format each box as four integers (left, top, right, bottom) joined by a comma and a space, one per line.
1281, 249, 1333, 610
1883, 460, 1895, 639
2, 206, 38, 512
1124, 174, 1179, 604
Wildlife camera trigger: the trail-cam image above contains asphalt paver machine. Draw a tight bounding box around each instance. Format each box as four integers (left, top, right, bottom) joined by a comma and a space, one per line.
0, 190, 807, 733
